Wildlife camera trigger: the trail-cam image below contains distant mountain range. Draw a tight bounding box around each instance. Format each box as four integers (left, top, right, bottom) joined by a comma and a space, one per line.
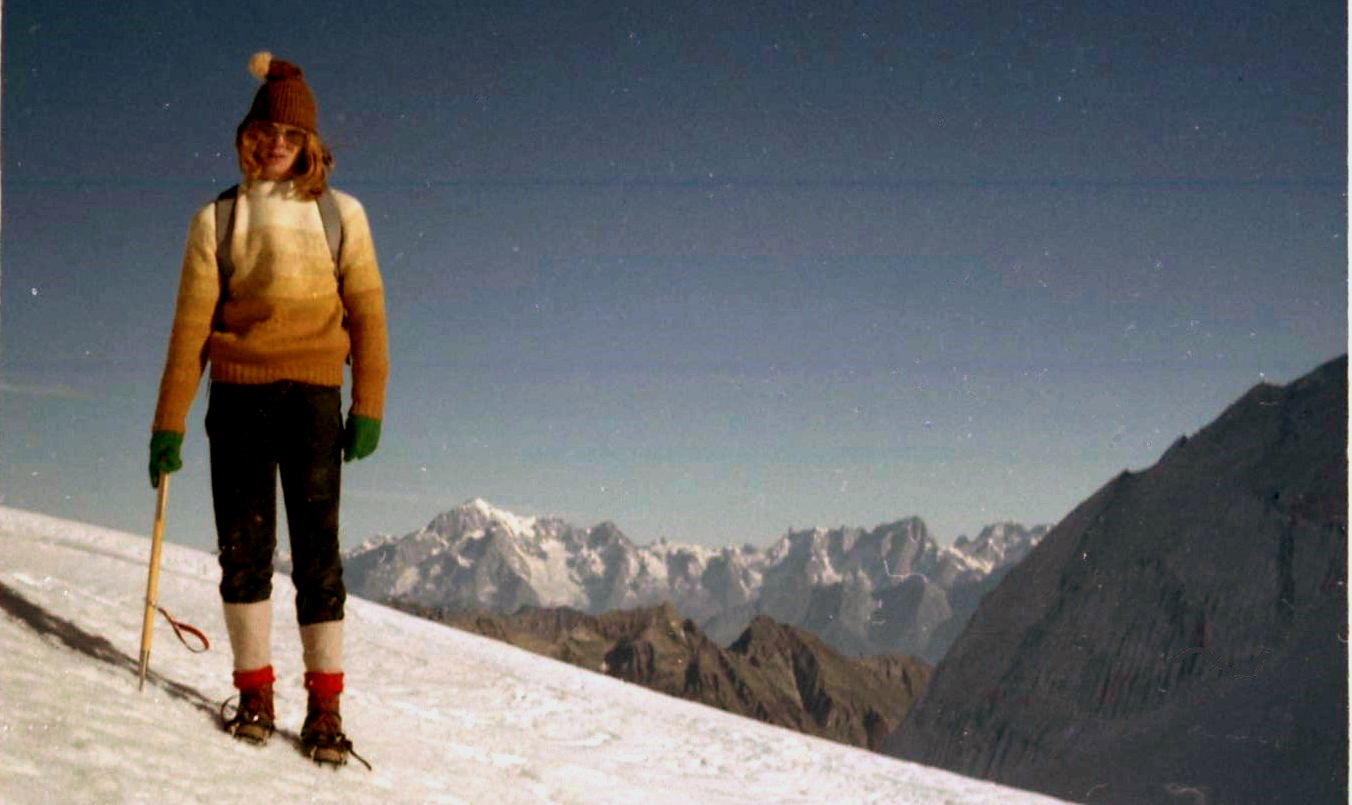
885, 355, 1348, 804
389, 600, 932, 752
345, 501, 1047, 662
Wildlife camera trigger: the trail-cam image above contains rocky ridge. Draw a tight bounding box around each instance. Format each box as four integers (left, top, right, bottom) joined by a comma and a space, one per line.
884, 355, 1348, 804
390, 600, 933, 752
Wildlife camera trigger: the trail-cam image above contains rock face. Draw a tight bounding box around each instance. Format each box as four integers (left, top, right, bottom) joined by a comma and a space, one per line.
392, 600, 932, 752
346, 499, 1045, 662
884, 356, 1348, 805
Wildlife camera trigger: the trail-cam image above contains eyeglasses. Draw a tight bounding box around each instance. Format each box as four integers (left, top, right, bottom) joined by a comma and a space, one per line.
249, 121, 307, 147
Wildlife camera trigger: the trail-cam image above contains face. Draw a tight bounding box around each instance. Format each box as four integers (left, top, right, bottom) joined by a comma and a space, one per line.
249, 121, 306, 180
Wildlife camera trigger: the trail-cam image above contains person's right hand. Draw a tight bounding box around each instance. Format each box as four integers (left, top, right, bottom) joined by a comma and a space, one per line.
149, 431, 184, 488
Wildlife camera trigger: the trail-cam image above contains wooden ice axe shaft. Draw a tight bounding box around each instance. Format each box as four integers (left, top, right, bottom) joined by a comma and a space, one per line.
138, 476, 170, 691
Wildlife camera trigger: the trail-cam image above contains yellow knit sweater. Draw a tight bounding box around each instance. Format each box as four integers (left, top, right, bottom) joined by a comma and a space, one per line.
152, 179, 388, 434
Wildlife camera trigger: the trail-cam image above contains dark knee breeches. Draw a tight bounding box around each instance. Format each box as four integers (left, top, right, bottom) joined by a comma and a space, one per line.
207, 381, 346, 625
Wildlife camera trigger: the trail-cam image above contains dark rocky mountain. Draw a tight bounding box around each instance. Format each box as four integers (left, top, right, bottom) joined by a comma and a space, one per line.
884, 356, 1348, 804
389, 600, 933, 752
346, 498, 1045, 663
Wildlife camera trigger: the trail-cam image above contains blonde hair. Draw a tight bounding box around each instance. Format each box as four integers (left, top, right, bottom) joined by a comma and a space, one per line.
235, 120, 334, 198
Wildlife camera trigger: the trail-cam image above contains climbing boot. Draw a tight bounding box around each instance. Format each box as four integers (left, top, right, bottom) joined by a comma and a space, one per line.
300, 671, 368, 768
223, 666, 276, 745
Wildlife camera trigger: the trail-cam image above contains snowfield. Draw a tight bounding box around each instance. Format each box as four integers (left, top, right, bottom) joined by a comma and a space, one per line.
0, 506, 1065, 804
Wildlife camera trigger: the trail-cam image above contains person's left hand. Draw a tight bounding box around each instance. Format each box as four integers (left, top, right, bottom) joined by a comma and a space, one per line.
343, 414, 381, 462
149, 430, 185, 488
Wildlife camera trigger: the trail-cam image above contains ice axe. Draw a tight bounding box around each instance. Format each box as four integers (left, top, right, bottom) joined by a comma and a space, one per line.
137, 475, 209, 691
138, 475, 171, 690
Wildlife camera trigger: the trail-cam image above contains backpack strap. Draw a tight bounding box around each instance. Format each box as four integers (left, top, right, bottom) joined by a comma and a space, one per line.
212, 185, 345, 330
213, 185, 240, 331
214, 185, 240, 277
316, 188, 344, 296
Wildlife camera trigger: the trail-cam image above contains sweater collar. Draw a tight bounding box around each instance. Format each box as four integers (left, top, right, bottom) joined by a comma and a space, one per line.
241, 177, 300, 199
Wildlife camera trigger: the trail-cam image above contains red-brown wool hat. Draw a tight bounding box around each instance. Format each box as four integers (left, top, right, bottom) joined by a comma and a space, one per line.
242, 51, 318, 133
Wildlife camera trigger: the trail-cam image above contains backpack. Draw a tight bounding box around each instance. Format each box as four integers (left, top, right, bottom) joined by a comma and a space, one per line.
213, 185, 345, 329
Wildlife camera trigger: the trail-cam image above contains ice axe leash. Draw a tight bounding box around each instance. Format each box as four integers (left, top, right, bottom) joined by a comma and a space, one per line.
138, 475, 210, 692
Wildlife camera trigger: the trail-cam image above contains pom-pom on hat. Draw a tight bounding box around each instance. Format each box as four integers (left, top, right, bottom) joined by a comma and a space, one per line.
241, 51, 318, 133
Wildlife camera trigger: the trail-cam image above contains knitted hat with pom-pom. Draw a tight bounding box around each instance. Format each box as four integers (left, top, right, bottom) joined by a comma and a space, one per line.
241, 51, 317, 133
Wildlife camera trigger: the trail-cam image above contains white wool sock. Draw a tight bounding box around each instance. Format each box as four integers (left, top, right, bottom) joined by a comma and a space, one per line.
222, 600, 272, 672
299, 620, 343, 673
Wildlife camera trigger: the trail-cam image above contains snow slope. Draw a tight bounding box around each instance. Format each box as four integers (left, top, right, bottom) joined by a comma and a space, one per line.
0, 507, 1065, 804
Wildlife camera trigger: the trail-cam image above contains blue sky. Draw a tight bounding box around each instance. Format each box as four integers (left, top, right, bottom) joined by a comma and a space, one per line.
2, 0, 1345, 552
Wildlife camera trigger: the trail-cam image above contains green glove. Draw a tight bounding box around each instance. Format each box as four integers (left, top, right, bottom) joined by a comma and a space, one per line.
148, 431, 184, 488
343, 415, 381, 463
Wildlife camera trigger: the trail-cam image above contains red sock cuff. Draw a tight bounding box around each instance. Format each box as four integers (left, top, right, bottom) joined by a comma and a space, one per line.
304, 670, 344, 698
233, 665, 275, 692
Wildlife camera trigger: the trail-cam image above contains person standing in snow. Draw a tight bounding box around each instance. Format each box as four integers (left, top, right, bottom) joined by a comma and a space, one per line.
148, 52, 388, 766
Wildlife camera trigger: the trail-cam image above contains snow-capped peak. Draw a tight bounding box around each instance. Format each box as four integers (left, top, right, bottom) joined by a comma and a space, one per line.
422, 498, 542, 543
459, 497, 539, 538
